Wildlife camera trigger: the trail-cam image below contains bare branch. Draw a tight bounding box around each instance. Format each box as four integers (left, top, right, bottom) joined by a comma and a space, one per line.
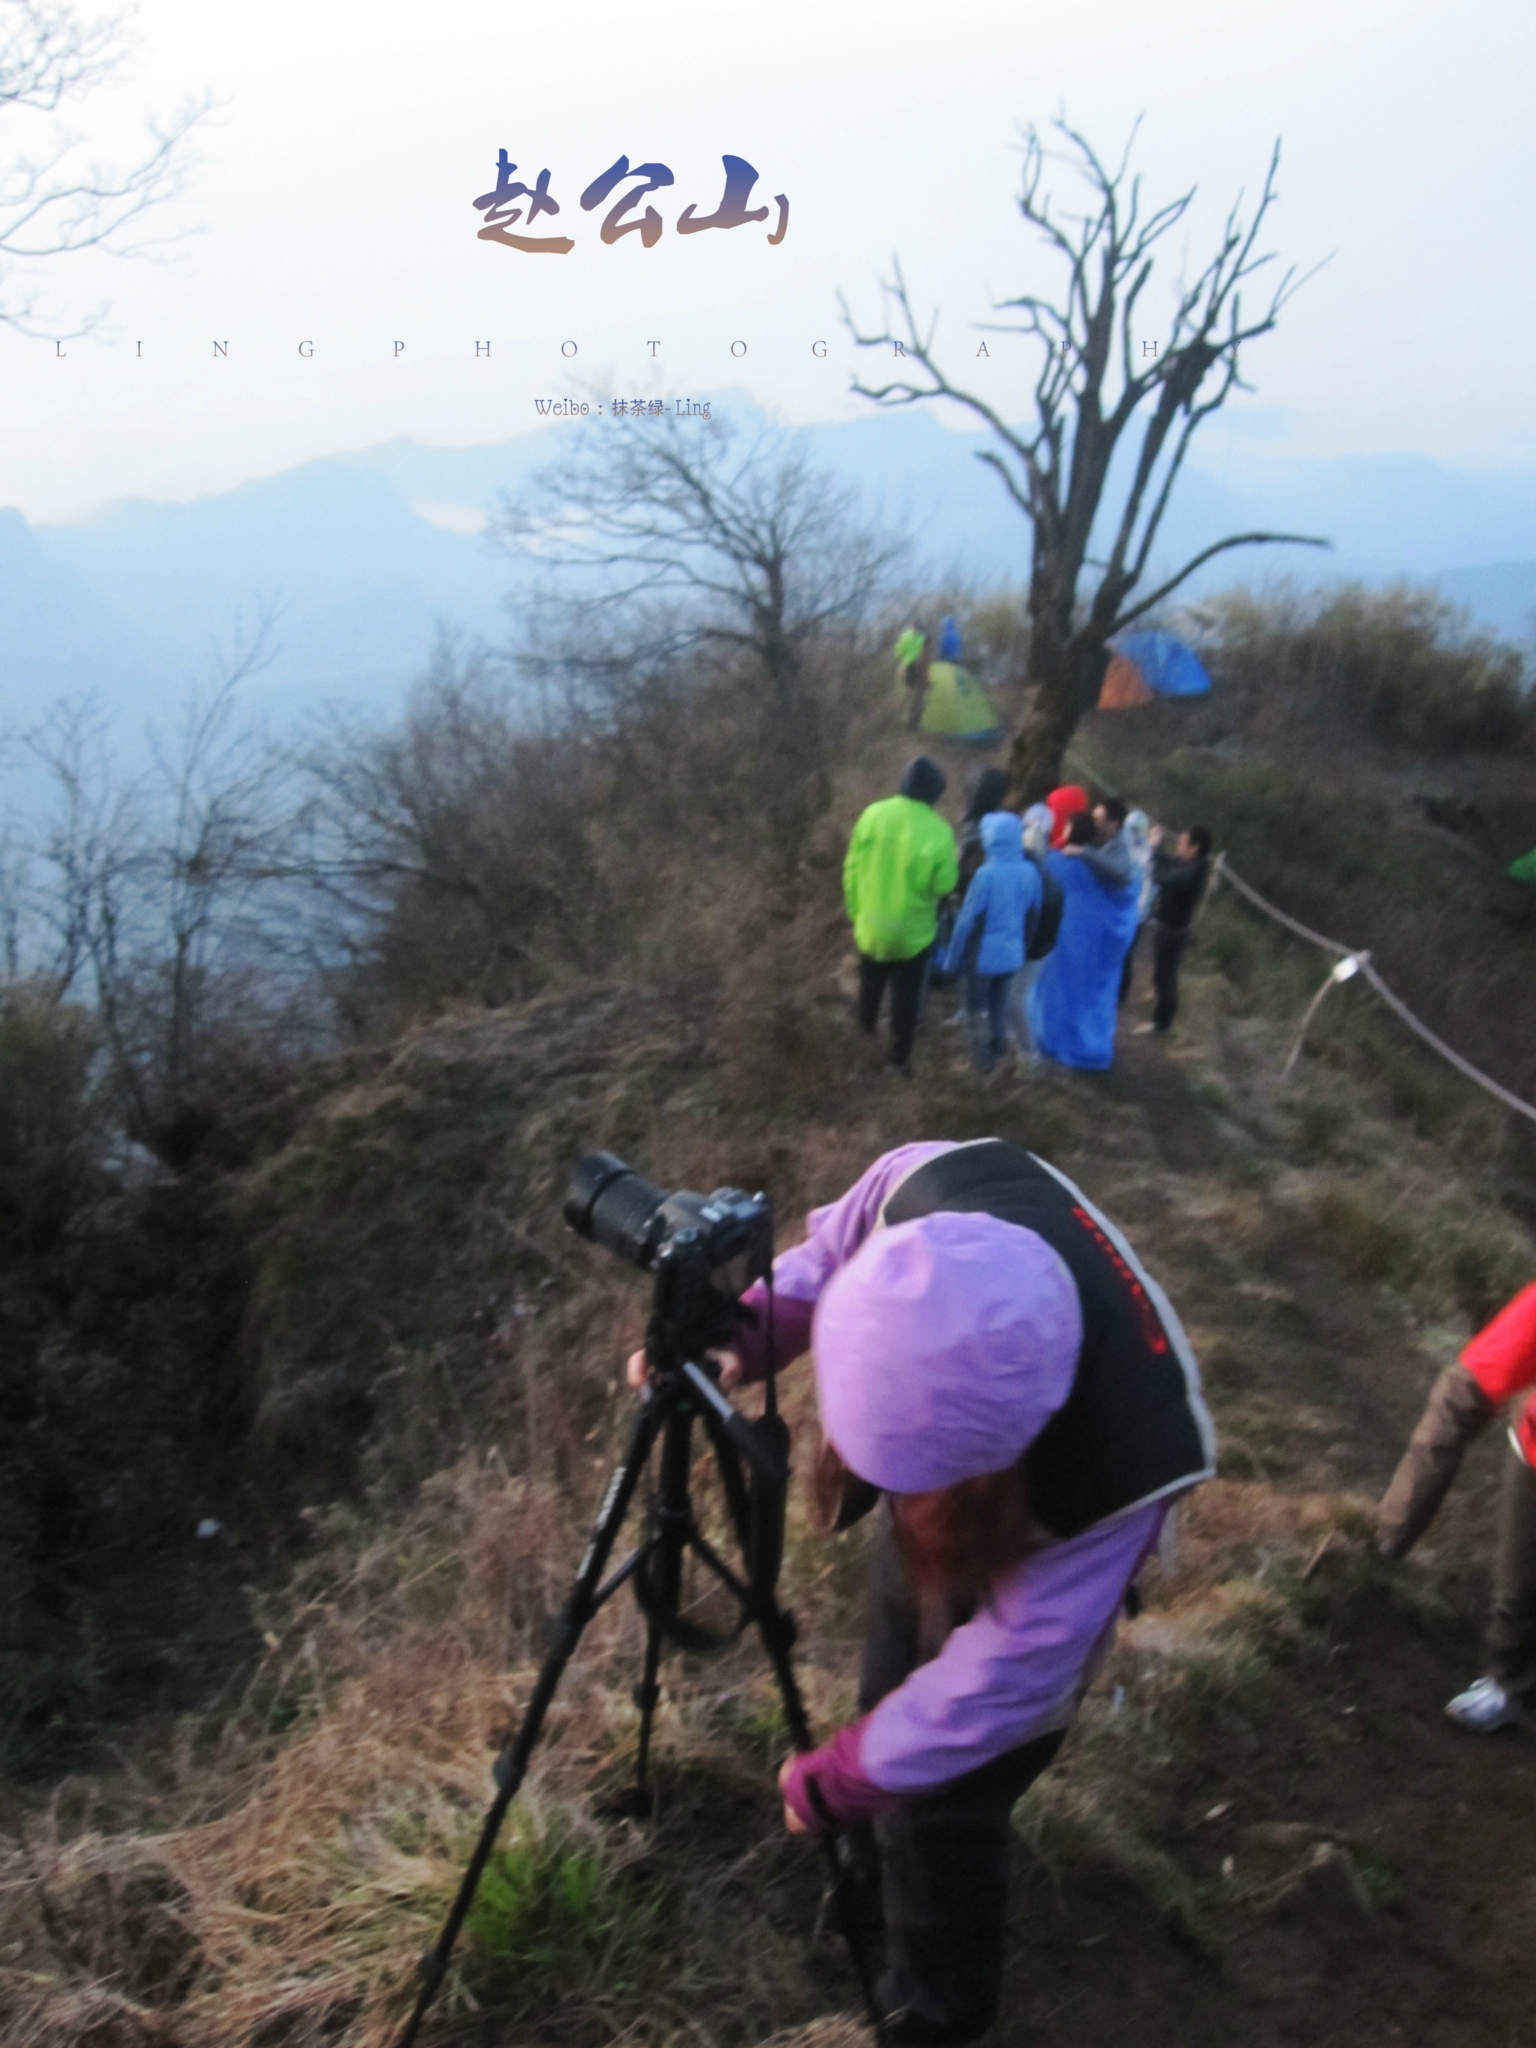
1113, 531, 1331, 629
0, 2, 208, 333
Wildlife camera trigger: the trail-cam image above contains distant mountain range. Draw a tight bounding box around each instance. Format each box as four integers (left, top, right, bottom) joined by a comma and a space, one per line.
3, 410, 1534, 741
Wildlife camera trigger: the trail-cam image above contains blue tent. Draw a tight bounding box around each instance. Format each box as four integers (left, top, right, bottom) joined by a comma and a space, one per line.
1099, 630, 1212, 709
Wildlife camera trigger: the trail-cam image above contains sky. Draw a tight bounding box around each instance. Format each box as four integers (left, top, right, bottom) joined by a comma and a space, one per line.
1, 0, 1533, 522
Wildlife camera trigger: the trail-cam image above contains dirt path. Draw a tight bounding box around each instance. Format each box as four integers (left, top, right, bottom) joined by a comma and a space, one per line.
956, 1026, 1536, 2048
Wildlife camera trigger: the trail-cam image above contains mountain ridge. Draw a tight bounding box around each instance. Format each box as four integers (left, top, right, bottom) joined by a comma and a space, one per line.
3, 413, 1533, 734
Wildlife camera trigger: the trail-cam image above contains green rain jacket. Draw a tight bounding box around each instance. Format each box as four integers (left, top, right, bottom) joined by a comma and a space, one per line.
844, 795, 959, 961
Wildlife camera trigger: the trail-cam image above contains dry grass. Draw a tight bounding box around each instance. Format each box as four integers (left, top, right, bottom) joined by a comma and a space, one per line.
0, 1368, 878, 2048
1, 1459, 620, 2047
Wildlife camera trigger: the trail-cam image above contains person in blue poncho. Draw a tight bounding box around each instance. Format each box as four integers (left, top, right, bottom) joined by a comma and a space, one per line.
1026, 810, 1141, 1071
938, 614, 962, 662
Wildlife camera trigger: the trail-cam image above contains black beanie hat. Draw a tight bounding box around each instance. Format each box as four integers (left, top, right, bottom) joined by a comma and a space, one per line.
899, 755, 947, 805
962, 765, 1009, 824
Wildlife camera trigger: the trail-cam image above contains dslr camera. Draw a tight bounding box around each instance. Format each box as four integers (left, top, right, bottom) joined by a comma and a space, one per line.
564, 1151, 774, 1370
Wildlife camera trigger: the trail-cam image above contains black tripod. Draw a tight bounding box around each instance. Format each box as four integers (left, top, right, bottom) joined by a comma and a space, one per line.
398, 1347, 885, 2047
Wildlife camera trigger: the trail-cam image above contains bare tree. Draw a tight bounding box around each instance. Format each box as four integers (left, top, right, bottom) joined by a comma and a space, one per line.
1, 0, 205, 334
493, 408, 904, 861
297, 641, 606, 1018
12, 609, 307, 1164
844, 118, 1328, 797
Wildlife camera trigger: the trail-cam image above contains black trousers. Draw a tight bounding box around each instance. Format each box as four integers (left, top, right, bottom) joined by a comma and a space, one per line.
1151, 922, 1191, 1032
1489, 1443, 1536, 1704
1118, 925, 1141, 1006
856, 1509, 1064, 2043
858, 949, 930, 1069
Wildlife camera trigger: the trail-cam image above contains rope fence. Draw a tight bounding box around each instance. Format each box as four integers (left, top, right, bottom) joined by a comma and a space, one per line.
1062, 749, 1536, 1131
1208, 854, 1536, 1130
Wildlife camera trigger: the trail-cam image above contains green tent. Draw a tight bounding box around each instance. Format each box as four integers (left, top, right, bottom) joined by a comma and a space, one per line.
1508, 847, 1536, 889
912, 661, 1001, 741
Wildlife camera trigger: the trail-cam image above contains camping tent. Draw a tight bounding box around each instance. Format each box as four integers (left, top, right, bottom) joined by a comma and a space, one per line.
916, 661, 1001, 741
1098, 630, 1212, 710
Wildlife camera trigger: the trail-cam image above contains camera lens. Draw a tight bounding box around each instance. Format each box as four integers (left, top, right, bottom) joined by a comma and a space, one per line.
565, 1152, 669, 1268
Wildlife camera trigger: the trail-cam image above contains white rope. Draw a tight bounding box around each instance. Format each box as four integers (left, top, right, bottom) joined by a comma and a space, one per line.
1210, 855, 1536, 1125
1212, 854, 1351, 959
1281, 951, 1369, 1082
1059, 751, 1536, 1128
1355, 957, 1536, 1128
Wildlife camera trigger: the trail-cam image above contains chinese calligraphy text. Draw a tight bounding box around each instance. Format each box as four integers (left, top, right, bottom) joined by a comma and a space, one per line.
473, 152, 787, 256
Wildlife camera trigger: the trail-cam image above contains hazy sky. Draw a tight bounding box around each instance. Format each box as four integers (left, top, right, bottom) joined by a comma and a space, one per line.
1, 0, 1532, 521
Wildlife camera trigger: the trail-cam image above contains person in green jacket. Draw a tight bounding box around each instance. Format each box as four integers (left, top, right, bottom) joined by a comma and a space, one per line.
844, 756, 959, 1074
895, 620, 930, 731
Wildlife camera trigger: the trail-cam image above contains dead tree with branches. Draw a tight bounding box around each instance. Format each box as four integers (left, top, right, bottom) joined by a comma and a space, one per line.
845, 119, 1328, 797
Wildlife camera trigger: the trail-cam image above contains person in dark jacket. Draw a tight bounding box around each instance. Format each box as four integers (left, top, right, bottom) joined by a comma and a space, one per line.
1136, 825, 1211, 1034
954, 766, 1011, 895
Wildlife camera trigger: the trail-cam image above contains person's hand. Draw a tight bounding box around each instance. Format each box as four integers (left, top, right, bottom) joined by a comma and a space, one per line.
1148, 823, 1165, 848
624, 1347, 744, 1392
778, 1756, 809, 1834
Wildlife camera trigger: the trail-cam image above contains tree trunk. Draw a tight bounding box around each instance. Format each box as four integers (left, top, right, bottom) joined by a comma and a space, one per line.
1008, 633, 1111, 803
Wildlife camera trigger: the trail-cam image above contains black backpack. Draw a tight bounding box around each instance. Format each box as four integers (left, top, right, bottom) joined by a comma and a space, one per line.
1024, 854, 1064, 961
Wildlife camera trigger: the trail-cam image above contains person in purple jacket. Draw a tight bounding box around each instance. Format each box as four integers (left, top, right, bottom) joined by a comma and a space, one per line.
632, 1139, 1214, 2042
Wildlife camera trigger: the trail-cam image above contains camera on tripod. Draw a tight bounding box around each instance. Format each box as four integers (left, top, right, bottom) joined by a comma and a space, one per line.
564, 1151, 775, 1373
400, 1151, 884, 2048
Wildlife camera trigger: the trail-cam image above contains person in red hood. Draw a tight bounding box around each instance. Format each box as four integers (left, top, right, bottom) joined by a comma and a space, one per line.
1377, 1279, 1536, 1731
1043, 784, 1089, 851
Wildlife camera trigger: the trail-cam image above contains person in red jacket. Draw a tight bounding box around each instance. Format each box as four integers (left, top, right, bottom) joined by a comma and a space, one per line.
1376, 1279, 1536, 1730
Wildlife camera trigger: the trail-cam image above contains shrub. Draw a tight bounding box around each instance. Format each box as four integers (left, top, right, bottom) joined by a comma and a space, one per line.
463, 1816, 654, 2001
0, 989, 105, 1253
1199, 583, 1532, 756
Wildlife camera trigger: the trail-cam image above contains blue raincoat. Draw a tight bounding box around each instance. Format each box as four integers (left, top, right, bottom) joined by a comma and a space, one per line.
1027, 851, 1140, 1069
942, 812, 1040, 977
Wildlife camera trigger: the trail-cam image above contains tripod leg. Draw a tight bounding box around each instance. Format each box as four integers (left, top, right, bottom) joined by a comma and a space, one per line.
631, 1619, 664, 1801
396, 1396, 663, 2048
630, 1405, 695, 1803
765, 1602, 889, 2043
697, 1405, 889, 2043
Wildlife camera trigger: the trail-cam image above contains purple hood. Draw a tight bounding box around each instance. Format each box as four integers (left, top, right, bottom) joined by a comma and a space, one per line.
811, 1210, 1083, 1493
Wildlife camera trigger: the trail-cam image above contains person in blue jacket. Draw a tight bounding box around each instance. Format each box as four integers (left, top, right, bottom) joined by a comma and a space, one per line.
941, 811, 1040, 1071
1027, 812, 1140, 1071
938, 613, 963, 662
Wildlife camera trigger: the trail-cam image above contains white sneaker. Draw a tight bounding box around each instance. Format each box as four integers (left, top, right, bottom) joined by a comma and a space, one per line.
1444, 1676, 1534, 1733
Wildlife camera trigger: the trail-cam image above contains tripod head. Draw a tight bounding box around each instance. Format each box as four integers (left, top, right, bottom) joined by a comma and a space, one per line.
565, 1150, 789, 1643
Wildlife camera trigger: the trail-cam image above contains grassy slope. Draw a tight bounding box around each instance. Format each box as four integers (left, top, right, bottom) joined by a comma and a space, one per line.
5, 719, 1536, 2047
